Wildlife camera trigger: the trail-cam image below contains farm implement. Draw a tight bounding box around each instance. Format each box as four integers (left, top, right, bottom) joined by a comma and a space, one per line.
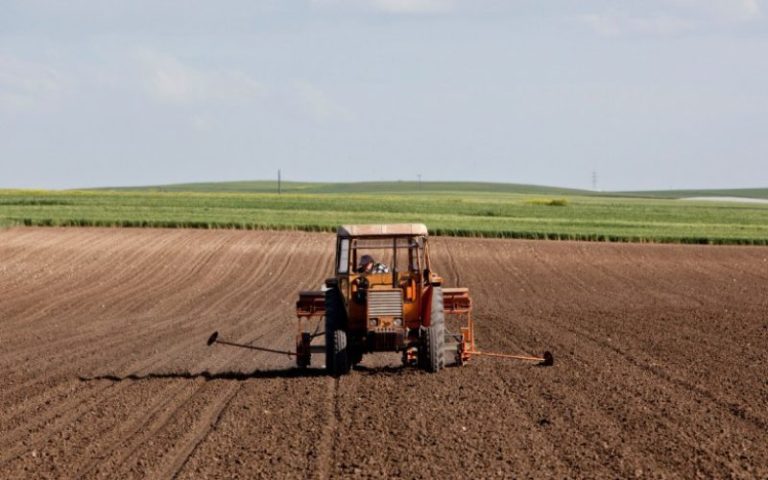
208, 224, 553, 374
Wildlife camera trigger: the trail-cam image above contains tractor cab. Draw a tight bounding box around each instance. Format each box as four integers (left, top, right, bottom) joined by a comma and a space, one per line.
332, 224, 437, 335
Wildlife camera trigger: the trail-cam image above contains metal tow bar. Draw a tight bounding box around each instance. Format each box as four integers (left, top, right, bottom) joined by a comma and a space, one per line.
468, 349, 554, 366
207, 331, 296, 357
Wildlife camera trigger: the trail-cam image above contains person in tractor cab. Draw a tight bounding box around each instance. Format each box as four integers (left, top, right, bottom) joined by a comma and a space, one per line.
357, 254, 390, 274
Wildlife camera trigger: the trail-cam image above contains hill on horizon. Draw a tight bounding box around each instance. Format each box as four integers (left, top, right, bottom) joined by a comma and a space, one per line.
92, 180, 768, 199
95, 180, 590, 196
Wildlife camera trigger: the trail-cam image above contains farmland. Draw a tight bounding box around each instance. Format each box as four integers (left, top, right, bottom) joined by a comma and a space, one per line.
1, 227, 767, 478
2, 185, 768, 244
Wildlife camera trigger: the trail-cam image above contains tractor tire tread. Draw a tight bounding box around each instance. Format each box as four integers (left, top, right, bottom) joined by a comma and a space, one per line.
420, 286, 445, 373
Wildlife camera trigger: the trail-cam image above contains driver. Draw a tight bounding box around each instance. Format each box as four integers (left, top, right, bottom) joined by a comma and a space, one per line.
357, 254, 390, 274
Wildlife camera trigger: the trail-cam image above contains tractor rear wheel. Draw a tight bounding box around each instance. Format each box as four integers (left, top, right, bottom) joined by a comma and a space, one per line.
420, 286, 445, 373
325, 287, 351, 376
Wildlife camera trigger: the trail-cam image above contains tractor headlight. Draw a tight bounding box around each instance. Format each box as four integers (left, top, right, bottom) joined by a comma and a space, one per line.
369, 318, 378, 327
394, 318, 403, 327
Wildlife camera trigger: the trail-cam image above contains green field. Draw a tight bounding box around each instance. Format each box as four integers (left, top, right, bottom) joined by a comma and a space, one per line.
2, 183, 768, 245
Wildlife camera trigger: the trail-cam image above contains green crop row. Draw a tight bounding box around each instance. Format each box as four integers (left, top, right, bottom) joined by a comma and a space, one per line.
1, 189, 767, 245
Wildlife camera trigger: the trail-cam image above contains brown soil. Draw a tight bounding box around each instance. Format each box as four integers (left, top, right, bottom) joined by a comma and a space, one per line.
1, 227, 766, 479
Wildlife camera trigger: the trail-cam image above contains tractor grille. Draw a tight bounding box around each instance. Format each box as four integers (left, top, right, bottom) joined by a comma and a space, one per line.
367, 290, 403, 318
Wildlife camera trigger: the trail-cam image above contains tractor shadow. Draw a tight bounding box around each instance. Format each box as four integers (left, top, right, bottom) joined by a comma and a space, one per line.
78, 364, 428, 383
78, 368, 329, 383
352, 364, 413, 376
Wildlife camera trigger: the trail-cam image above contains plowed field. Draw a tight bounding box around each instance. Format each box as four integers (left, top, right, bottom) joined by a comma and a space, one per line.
1, 228, 767, 479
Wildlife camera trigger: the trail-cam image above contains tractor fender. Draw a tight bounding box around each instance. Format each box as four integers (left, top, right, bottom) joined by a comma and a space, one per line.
421, 285, 433, 327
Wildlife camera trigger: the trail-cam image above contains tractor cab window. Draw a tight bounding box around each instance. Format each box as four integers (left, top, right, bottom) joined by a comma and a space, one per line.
337, 238, 350, 274
408, 236, 425, 273
349, 237, 424, 276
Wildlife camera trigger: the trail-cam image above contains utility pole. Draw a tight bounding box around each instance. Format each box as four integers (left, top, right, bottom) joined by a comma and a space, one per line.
278, 169, 281, 195
591, 170, 597, 191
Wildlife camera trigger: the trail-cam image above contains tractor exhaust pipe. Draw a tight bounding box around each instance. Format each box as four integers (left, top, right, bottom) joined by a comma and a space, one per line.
206, 331, 296, 356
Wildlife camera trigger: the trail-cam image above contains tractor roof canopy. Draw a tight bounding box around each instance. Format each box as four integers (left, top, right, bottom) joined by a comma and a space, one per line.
337, 223, 428, 238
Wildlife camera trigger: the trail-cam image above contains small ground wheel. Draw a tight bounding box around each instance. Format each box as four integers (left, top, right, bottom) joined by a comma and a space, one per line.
296, 332, 311, 368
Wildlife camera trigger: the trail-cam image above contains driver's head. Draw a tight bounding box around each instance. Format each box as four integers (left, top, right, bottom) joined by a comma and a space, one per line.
358, 254, 374, 273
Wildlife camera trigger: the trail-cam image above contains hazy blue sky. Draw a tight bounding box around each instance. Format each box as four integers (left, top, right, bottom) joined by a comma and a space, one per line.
1, 0, 767, 190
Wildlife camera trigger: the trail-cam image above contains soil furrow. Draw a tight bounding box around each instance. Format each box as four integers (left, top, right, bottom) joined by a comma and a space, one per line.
2, 229, 767, 479
160, 383, 242, 480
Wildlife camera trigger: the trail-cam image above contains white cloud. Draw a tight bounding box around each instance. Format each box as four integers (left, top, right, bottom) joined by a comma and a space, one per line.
311, 0, 453, 14
136, 50, 265, 104
368, 0, 452, 14
579, 12, 697, 37
133, 51, 352, 125
0, 54, 69, 111
579, 0, 764, 37
668, 0, 762, 21
291, 81, 353, 122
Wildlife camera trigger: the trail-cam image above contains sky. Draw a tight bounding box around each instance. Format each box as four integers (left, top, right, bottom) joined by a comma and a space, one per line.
1, 0, 767, 191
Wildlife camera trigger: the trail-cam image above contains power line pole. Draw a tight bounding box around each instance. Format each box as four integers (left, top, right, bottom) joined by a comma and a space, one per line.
278, 169, 281, 195
591, 170, 597, 191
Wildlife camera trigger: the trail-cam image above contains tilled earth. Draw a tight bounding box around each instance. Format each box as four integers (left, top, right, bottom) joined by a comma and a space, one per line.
1, 227, 767, 479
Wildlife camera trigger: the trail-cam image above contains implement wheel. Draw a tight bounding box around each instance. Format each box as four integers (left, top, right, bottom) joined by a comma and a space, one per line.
296, 332, 311, 368
325, 287, 351, 376
419, 286, 445, 373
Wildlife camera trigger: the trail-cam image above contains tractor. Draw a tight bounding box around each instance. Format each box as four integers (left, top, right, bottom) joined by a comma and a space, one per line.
208, 224, 552, 374
297, 223, 469, 375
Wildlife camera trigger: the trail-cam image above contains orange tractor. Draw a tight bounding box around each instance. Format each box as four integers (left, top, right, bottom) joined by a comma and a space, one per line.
208, 224, 552, 374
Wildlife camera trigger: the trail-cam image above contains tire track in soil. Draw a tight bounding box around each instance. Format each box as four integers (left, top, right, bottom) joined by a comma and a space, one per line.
94, 380, 233, 480
154, 382, 242, 480
70, 380, 202, 479
0, 380, 137, 466
0, 378, 101, 432
0, 379, 176, 478
307, 377, 339, 480
81, 381, 209, 480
